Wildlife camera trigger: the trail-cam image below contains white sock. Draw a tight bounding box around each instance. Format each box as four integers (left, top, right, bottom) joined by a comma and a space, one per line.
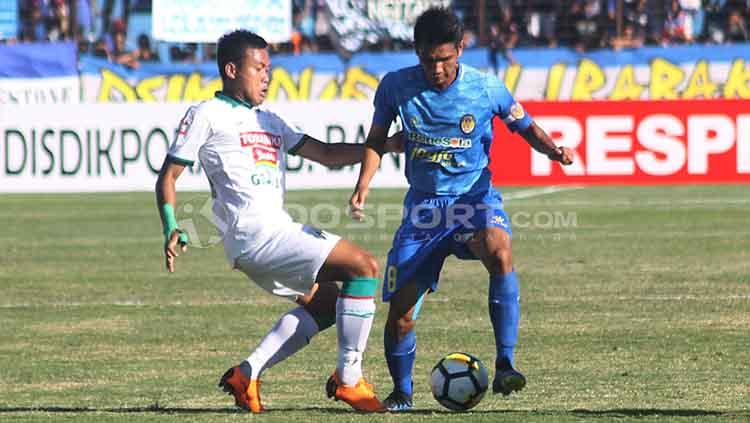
336, 280, 377, 386
245, 306, 319, 379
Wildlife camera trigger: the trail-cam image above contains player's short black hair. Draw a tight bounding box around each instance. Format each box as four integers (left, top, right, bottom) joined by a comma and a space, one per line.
217, 30, 268, 79
413, 7, 463, 52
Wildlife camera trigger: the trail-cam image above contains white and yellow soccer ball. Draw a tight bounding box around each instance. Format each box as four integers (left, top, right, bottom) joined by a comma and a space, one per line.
430, 352, 489, 411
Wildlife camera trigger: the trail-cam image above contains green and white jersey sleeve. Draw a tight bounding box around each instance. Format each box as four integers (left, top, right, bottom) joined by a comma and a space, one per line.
264, 109, 305, 154
167, 105, 211, 167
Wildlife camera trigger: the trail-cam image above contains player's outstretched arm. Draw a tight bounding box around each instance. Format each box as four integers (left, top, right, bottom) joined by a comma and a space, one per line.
349, 123, 390, 221
520, 121, 574, 165
155, 158, 189, 273
294, 131, 404, 169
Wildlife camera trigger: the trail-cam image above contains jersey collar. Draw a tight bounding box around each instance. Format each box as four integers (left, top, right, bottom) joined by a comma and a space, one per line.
215, 91, 255, 110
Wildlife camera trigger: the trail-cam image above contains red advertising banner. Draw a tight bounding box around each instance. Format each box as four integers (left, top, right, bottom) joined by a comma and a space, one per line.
490, 99, 750, 185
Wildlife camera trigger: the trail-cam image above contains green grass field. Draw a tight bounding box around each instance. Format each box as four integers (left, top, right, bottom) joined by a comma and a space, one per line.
1, 185, 749, 422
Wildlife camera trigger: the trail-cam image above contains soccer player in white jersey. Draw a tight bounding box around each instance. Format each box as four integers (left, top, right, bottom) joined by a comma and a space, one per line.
155, 30, 396, 413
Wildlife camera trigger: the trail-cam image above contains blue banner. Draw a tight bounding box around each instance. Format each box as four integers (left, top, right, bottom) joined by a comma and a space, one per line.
0, 42, 78, 77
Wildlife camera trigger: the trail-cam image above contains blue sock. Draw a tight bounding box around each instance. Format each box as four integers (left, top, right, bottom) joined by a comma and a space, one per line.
384, 328, 416, 396
489, 272, 520, 369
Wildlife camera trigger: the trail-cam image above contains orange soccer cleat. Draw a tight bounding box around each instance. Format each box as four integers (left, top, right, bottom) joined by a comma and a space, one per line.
218, 365, 264, 413
326, 372, 385, 413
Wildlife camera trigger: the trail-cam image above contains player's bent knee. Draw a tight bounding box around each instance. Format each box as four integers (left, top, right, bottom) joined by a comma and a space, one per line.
351, 250, 379, 278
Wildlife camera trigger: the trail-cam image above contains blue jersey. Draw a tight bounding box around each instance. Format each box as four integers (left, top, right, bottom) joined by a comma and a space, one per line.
373, 63, 533, 196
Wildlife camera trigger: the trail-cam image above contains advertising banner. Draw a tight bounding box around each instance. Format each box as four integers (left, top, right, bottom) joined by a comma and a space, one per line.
0, 42, 80, 105
78, 43, 750, 103
2, 99, 747, 192
151, 0, 292, 43
491, 99, 750, 185
0, 101, 404, 193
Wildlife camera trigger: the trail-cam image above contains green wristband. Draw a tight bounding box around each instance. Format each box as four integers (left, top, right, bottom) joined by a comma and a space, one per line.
161, 203, 188, 244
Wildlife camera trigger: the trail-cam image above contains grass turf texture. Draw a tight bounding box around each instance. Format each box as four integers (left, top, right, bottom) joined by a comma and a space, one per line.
1, 186, 748, 422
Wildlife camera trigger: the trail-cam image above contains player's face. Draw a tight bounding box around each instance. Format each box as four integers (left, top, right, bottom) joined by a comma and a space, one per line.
417, 42, 463, 90
236, 47, 271, 106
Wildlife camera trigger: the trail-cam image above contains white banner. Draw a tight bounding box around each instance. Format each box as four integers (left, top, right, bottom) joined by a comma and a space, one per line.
152, 0, 293, 43
0, 101, 406, 193
0, 76, 80, 105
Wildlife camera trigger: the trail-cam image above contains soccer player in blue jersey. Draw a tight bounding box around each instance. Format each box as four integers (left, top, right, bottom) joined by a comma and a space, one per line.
349, 7, 574, 411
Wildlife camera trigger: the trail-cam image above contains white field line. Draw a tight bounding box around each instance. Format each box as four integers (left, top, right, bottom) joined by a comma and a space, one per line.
553, 198, 750, 207
503, 186, 585, 200
541, 295, 750, 302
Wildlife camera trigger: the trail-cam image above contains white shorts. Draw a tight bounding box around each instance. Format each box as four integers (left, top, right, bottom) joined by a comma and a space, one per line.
234, 222, 341, 300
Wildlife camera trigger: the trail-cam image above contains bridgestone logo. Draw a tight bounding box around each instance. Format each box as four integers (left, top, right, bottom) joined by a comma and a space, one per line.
408, 131, 472, 149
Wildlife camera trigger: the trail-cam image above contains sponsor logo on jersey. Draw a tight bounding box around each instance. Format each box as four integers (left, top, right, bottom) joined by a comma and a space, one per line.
491, 215, 508, 227
510, 102, 525, 120
460, 114, 476, 134
410, 147, 462, 167
252, 145, 279, 167
239, 131, 282, 148
408, 131, 472, 149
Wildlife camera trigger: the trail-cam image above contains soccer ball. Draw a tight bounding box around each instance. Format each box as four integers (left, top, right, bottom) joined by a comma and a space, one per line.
430, 352, 489, 411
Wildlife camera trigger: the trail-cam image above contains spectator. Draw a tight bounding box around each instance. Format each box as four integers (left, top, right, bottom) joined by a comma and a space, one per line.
705, 0, 728, 43
463, 28, 478, 48
611, 22, 645, 49
110, 20, 139, 68
182, 43, 198, 62
169, 45, 183, 62
76, 0, 95, 42
204, 42, 217, 61
487, 7, 519, 74
290, 30, 303, 55
664, 0, 692, 44
726, 8, 749, 41
135, 33, 159, 62
624, 0, 651, 41
46, 0, 70, 41
679, 0, 705, 41
20, 0, 45, 42
525, 0, 560, 46
92, 37, 110, 59
571, 0, 605, 51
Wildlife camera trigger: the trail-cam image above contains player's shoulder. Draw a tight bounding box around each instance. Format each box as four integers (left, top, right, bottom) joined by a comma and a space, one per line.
459, 63, 502, 89
382, 65, 423, 87
254, 104, 282, 122
187, 97, 224, 120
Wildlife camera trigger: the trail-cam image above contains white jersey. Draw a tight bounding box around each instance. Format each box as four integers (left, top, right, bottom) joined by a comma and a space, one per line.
168, 92, 306, 265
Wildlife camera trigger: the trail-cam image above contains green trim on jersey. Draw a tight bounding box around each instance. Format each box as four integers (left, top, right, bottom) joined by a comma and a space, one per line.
287, 135, 308, 156
215, 91, 254, 109
166, 154, 195, 167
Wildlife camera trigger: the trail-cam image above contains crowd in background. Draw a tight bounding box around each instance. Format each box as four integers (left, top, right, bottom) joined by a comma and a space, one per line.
2, 0, 750, 68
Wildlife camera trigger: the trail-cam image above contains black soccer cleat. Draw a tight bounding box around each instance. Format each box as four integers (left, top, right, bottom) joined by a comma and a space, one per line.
383, 390, 413, 412
492, 368, 526, 396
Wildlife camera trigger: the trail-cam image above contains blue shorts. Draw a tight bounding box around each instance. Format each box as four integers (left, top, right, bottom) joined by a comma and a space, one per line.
383, 188, 511, 302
